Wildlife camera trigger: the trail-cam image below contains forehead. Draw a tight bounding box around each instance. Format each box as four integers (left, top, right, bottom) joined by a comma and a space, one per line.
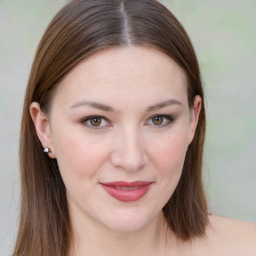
55, 46, 188, 108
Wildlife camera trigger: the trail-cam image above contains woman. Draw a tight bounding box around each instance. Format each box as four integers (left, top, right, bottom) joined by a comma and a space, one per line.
13, 0, 256, 255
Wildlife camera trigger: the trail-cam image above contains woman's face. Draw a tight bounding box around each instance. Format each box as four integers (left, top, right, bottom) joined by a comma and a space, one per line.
32, 46, 201, 232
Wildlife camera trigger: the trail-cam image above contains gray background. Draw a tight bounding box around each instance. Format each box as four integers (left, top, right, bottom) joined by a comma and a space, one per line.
0, 0, 255, 255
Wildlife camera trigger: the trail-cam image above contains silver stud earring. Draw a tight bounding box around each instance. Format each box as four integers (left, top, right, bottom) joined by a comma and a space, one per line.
44, 147, 51, 154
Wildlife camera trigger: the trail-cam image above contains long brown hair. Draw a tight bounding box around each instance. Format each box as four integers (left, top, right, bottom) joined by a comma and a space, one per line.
13, 0, 208, 255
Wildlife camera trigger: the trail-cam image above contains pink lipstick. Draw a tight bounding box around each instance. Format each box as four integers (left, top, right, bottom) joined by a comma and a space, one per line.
101, 181, 152, 202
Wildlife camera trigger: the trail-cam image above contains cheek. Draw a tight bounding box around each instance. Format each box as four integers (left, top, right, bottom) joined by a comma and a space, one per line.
152, 131, 189, 170
146, 129, 189, 209
149, 129, 189, 190
52, 125, 109, 181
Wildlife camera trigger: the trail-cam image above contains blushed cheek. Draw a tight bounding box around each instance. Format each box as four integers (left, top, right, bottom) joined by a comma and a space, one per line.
153, 134, 189, 177
55, 132, 109, 182
156, 139, 188, 205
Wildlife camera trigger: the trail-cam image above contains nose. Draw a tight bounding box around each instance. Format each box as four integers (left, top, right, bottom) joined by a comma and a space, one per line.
110, 127, 148, 172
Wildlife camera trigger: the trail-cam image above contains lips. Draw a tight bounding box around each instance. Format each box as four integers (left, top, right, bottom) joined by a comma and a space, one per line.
100, 181, 152, 202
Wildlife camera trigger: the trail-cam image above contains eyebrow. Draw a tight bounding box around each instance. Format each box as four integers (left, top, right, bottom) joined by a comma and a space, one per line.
70, 99, 182, 112
146, 99, 182, 111
71, 101, 115, 112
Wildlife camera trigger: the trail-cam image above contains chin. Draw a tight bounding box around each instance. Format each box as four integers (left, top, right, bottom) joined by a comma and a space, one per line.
101, 208, 158, 233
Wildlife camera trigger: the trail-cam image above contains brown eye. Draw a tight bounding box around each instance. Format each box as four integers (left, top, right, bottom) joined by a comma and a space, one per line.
82, 115, 110, 129
146, 115, 174, 127
89, 117, 102, 126
152, 116, 163, 125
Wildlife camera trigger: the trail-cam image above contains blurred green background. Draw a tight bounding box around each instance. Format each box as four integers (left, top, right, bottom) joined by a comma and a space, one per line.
0, 0, 255, 254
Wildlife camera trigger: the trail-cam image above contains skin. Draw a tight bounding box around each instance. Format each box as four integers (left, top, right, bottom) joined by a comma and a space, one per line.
30, 46, 256, 255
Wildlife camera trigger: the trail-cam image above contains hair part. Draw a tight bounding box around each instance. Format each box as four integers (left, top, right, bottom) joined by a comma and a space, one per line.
14, 0, 208, 255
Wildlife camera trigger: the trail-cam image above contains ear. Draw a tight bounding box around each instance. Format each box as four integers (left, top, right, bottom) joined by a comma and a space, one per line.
188, 95, 202, 144
30, 102, 56, 158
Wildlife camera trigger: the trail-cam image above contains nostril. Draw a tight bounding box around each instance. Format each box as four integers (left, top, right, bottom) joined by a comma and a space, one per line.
109, 129, 148, 172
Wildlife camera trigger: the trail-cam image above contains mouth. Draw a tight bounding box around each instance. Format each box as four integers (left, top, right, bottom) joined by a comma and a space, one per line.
100, 181, 153, 202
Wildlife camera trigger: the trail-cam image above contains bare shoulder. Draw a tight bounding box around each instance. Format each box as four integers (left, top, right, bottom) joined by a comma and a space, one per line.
165, 214, 256, 256
201, 214, 256, 255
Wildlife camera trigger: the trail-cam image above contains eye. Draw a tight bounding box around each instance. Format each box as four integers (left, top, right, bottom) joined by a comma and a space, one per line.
146, 115, 174, 127
82, 116, 110, 129
152, 116, 164, 125
89, 117, 102, 126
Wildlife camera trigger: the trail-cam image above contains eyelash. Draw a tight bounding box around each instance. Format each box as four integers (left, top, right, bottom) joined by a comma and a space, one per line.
81, 114, 175, 129
81, 115, 111, 129
146, 114, 174, 127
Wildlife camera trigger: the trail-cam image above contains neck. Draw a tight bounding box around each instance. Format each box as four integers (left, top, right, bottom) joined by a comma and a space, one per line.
68, 210, 172, 256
